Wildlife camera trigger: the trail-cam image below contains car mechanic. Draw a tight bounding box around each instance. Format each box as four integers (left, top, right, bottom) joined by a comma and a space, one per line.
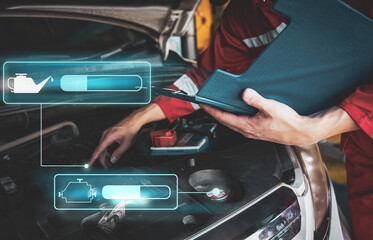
89, 0, 373, 239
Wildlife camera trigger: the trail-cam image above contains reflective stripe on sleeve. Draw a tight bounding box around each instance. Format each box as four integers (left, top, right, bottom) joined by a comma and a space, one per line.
173, 74, 201, 110
243, 22, 287, 48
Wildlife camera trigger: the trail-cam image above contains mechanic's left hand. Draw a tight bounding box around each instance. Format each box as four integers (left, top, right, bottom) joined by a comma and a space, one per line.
200, 88, 316, 146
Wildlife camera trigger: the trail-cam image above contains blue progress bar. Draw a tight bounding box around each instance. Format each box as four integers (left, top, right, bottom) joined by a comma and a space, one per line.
102, 185, 171, 200
60, 75, 143, 92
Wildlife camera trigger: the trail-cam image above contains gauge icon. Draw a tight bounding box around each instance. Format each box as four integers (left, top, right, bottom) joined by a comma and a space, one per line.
60, 75, 142, 92
54, 174, 177, 210
102, 185, 171, 200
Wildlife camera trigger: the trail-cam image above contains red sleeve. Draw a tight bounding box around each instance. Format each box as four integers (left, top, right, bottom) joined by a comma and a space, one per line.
153, 77, 198, 123
338, 82, 373, 139
154, 0, 257, 122
186, 0, 260, 88
338, 0, 373, 139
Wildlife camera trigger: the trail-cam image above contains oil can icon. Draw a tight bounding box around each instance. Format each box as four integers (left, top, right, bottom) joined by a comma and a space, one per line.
7, 73, 53, 94
58, 179, 96, 204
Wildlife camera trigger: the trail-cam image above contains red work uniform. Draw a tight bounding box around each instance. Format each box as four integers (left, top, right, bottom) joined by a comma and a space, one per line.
154, 0, 373, 239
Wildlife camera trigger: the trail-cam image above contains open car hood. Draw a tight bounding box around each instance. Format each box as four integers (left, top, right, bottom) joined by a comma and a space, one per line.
0, 0, 200, 58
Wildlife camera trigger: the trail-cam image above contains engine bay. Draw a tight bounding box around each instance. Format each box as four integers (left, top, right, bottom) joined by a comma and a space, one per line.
0, 106, 297, 240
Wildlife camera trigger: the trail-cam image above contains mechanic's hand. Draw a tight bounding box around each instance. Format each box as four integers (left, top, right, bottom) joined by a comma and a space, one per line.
89, 103, 167, 168
201, 89, 321, 146
89, 116, 141, 168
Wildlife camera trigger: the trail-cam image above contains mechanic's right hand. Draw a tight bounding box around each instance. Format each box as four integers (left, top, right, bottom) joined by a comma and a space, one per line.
89, 103, 167, 168
89, 116, 141, 168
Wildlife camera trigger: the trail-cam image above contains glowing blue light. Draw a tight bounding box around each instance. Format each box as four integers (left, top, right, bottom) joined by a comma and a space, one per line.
54, 174, 178, 211
102, 185, 171, 200
59, 179, 96, 203
60, 75, 142, 92
3, 61, 151, 105
211, 188, 221, 197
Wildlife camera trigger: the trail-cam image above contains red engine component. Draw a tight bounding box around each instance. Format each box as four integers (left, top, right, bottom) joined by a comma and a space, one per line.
150, 129, 177, 147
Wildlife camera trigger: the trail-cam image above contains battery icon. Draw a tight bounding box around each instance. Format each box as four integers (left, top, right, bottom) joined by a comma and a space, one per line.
102, 185, 171, 200
60, 75, 143, 92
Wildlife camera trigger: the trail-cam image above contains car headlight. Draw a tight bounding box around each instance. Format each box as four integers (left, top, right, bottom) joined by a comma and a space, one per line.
290, 145, 330, 237
258, 201, 301, 240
